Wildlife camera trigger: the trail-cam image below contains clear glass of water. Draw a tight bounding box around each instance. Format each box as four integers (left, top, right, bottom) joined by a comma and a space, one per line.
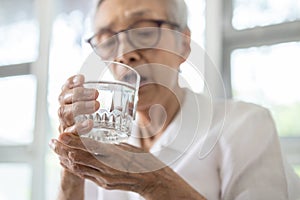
76, 52, 140, 143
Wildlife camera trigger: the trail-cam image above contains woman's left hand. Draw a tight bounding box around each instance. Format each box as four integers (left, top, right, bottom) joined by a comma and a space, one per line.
49, 131, 166, 195
50, 132, 207, 200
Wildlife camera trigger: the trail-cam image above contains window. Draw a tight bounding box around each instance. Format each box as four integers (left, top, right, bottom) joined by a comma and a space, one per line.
0, 75, 36, 145
223, 0, 300, 175
0, 0, 39, 65
0, 0, 51, 200
231, 42, 300, 137
180, 0, 206, 93
0, 164, 31, 200
232, 0, 300, 30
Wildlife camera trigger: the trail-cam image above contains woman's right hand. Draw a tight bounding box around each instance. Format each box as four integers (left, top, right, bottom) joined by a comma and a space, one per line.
57, 75, 100, 200
58, 74, 100, 135
56, 75, 100, 199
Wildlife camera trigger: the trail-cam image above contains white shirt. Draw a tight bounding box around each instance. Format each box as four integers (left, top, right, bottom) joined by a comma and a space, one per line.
85, 89, 300, 200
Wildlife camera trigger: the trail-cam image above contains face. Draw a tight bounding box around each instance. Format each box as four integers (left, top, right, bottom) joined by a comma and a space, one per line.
94, 0, 190, 111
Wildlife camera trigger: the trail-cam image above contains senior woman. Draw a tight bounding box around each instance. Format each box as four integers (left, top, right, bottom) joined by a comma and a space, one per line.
50, 0, 300, 199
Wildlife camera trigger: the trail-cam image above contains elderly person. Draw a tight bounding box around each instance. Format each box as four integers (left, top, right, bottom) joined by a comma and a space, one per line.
50, 0, 300, 199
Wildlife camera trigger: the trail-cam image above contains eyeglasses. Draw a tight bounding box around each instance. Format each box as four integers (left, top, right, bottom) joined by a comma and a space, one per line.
86, 19, 180, 59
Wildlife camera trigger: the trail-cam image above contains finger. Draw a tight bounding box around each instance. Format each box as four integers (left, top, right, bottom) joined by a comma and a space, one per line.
50, 138, 98, 171
56, 133, 126, 172
74, 165, 116, 190
59, 157, 69, 166
61, 74, 85, 92
59, 157, 72, 169
115, 143, 146, 153
64, 146, 118, 177
79, 165, 140, 191
58, 100, 100, 127
64, 120, 94, 135
49, 139, 71, 159
57, 135, 153, 173
59, 132, 111, 155
59, 87, 99, 105
58, 124, 65, 134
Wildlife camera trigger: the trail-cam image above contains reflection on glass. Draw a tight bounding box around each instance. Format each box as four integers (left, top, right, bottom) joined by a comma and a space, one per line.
233, 0, 300, 30
0, 75, 36, 145
0, 164, 31, 200
0, 0, 39, 65
231, 42, 300, 137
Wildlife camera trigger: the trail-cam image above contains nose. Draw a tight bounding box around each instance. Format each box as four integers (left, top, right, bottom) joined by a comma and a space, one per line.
114, 32, 141, 65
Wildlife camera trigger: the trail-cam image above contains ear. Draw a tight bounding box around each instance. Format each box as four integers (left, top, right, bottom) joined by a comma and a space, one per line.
179, 27, 191, 63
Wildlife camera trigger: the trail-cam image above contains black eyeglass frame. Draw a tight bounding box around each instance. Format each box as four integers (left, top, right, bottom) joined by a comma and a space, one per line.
86, 19, 180, 58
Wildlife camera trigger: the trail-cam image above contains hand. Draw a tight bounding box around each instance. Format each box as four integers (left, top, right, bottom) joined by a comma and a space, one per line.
50, 131, 165, 194
50, 132, 207, 200
57, 74, 100, 134
55, 75, 100, 200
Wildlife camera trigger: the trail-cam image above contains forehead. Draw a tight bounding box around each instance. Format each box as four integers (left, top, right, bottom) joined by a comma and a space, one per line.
94, 0, 169, 30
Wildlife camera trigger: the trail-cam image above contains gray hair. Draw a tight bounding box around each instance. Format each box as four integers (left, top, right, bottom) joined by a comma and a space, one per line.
93, 0, 188, 29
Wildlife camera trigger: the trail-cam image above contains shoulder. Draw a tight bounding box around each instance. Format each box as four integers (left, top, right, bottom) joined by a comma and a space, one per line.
212, 98, 274, 133
214, 99, 279, 157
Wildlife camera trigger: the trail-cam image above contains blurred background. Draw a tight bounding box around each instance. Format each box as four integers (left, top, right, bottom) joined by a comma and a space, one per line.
0, 0, 299, 199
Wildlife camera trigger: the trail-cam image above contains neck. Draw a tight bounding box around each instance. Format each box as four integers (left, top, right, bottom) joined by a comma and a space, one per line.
137, 86, 185, 151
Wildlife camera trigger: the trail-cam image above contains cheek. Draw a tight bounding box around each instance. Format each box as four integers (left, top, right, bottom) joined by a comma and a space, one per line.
141, 49, 181, 70
156, 31, 183, 58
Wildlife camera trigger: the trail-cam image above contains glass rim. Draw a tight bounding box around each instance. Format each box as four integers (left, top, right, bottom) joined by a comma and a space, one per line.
102, 60, 140, 86
84, 80, 137, 90
81, 60, 141, 91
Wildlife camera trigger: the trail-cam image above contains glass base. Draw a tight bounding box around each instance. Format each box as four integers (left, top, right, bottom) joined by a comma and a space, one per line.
81, 127, 129, 144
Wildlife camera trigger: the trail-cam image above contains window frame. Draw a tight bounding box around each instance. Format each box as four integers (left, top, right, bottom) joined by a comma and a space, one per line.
221, 0, 300, 166
0, 0, 53, 199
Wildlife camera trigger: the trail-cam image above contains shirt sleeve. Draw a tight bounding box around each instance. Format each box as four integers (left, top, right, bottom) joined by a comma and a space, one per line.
219, 102, 300, 200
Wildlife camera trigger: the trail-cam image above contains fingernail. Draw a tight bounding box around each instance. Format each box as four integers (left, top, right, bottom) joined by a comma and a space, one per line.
73, 75, 80, 86
49, 139, 56, 150
61, 134, 72, 144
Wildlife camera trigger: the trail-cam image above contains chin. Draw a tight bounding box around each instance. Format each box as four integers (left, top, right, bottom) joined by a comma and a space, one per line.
137, 103, 151, 111
136, 96, 154, 111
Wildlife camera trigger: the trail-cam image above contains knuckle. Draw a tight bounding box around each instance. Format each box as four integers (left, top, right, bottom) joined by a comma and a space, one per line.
53, 143, 59, 154
58, 92, 65, 104
58, 105, 74, 126
58, 124, 65, 133
68, 151, 77, 162
61, 80, 71, 91
70, 162, 79, 172
65, 110, 74, 122
73, 87, 83, 101
57, 106, 65, 119
72, 102, 81, 115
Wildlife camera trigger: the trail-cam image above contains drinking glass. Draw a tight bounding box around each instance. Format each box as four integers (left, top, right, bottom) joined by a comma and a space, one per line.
76, 52, 140, 143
